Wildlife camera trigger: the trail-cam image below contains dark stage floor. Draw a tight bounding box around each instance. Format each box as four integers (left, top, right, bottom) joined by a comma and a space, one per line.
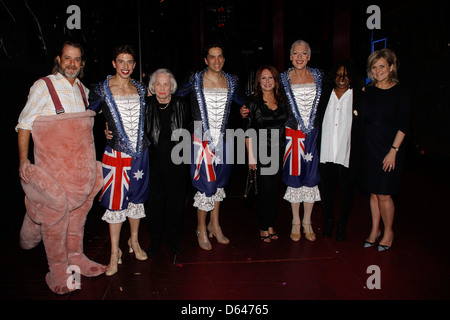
1, 151, 449, 302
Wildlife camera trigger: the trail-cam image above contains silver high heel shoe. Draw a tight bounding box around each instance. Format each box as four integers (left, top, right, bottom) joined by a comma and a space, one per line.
106, 249, 122, 276
128, 239, 148, 261
196, 230, 212, 250
207, 225, 230, 245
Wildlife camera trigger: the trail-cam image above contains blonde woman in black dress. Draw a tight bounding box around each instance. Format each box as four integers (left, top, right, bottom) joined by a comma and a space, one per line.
360, 49, 410, 251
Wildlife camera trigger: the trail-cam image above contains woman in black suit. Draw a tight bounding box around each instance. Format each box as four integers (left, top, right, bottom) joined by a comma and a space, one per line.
317, 61, 362, 241
244, 65, 287, 242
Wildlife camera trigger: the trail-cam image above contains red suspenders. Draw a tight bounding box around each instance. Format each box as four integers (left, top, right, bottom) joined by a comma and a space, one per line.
40, 77, 88, 114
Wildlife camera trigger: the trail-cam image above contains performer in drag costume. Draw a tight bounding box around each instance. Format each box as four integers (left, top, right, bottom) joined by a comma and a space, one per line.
89, 45, 150, 275
177, 44, 244, 250
280, 40, 323, 242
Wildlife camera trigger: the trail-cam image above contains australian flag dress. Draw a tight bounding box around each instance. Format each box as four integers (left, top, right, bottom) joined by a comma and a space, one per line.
177, 69, 241, 212
89, 76, 150, 223
280, 68, 322, 203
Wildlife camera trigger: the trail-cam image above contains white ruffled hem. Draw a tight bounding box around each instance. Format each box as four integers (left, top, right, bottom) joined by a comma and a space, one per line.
193, 188, 226, 211
283, 186, 321, 203
102, 202, 146, 224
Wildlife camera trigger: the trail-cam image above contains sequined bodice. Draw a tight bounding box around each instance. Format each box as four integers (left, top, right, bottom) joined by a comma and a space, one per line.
204, 88, 228, 147
114, 94, 140, 152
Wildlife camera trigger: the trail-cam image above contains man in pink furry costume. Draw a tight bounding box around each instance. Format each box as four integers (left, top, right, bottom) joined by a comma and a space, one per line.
16, 41, 106, 295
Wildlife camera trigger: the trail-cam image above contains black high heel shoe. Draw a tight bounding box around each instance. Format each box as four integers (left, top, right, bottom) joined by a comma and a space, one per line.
377, 233, 394, 252
364, 231, 381, 248
364, 240, 377, 248
377, 244, 391, 252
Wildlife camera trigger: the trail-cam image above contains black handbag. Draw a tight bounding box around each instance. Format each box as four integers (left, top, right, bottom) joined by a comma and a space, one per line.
243, 168, 258, 207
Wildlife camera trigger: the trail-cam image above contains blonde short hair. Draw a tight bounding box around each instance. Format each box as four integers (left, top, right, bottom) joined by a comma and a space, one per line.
366, 48, 400, 85
290, 40, 311, 56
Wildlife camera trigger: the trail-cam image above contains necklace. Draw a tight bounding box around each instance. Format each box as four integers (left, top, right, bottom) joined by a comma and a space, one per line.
157, 96, 171, 110
159, 102, 170, 110
158, 99, 171, 110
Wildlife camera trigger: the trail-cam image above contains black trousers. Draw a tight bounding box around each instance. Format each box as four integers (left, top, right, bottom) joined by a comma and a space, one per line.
319, 162, 356, 231
257, 152, 283, 231
145, 142, 187, 249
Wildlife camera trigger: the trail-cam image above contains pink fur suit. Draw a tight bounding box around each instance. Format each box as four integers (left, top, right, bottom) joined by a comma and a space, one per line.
19, 110, 106, 295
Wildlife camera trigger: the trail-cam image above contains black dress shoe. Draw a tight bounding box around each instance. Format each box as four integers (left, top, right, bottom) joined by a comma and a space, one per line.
336, 224, 347, 241
169, 243, 183, 255
321, 220, 333, 238
146, 244, 161, 256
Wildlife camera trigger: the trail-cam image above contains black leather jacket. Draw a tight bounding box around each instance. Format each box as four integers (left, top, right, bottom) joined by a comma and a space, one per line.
145, 95, 190, 147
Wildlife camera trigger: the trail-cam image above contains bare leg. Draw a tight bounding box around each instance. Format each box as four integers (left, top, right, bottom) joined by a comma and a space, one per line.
197, 209, 208, 232
128, 217, 147, 260
302, 202, 314, 225
128, 217, 140, 244
302, 202, 316, 241
367, 193, 381, 243
291, 202, 301, 225
208, 202, 229, 244
109, 223, 122, 257
208, 201, 220, 229
106, 222, 123, 276
290, 202, 301, 241
196, 209, 211, 250
377, 194, 395, 247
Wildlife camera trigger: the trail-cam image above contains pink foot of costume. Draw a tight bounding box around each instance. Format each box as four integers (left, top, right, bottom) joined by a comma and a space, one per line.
19, 111, 106, 295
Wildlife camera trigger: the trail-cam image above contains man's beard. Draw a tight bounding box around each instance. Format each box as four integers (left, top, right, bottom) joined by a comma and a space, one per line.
60, 66, 80, 79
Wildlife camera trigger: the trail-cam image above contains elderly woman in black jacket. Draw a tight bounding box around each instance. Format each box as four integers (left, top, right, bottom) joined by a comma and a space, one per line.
145, 68, 190, 255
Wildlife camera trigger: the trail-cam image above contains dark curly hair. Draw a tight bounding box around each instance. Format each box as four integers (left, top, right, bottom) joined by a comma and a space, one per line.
112, 44, 137, 61
203, 42, 226, 59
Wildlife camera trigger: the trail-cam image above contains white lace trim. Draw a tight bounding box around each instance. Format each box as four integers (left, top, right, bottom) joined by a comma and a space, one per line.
283, 185, 321, 203
193, 188, 226, 211
102, 202, 145, 224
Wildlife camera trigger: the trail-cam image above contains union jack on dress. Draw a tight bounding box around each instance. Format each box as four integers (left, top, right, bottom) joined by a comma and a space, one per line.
100, 148, 133, 210
283, 127, 306, 177
193, 134, 216, 182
